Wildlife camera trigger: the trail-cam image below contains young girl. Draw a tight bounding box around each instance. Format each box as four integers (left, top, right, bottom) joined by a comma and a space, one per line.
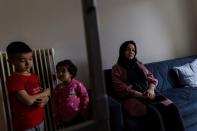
52, 59, 89, 128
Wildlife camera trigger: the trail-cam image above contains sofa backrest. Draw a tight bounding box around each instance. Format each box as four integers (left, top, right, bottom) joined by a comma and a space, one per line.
145, 55, 197, 92
104, 55, 197, 97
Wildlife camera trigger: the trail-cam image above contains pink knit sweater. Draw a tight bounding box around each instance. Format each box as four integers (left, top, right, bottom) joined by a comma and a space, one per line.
52, 79, 89, 124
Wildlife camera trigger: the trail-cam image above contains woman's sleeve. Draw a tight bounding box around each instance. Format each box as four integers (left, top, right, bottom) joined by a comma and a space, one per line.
138, 62, 158, 88
112, 65, 137, 98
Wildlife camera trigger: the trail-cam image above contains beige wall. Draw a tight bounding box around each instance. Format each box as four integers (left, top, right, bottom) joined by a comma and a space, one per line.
0, 0, 89, 130
0, 0, 89, 86
1, 0, 197, 130
97, 0, 197, 69
191, 0, 197, 30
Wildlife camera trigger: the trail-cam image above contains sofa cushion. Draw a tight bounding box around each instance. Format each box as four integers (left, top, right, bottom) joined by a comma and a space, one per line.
161, 88, 197, 129
173, 59, 197, 88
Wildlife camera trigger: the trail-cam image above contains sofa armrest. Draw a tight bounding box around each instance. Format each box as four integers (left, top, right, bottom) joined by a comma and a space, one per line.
108, 96, 124, 131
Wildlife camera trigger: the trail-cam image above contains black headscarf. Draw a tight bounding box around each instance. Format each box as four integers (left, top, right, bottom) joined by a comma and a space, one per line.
117, 40, 148, 92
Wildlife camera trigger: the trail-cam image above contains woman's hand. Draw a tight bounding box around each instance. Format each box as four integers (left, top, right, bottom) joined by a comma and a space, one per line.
144, 85, 155, 100
134, 91, 146, 99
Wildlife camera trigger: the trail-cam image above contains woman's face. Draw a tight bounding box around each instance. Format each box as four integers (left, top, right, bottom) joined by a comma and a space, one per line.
124, 44, 136, 60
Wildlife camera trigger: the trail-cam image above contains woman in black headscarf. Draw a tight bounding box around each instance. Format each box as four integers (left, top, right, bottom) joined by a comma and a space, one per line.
112, 40, 185, 131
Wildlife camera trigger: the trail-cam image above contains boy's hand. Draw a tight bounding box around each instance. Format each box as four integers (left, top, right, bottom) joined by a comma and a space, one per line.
45, 88, 51, 96
34, 96, 49, 107
39, 88, 51, 98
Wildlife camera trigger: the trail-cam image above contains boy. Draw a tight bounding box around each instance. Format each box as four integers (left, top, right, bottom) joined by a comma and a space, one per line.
6, 41, 50, 131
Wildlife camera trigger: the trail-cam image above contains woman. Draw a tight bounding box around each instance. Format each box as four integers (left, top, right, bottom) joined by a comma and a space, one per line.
112, 40, 185, 131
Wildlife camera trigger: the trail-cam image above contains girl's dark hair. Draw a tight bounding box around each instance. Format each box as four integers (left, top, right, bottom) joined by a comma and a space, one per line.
6, 41, 32, 58
56, 59, 78, 78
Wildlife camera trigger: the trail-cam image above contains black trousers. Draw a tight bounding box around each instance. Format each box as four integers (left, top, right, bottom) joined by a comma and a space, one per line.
146, 103, 185, 131
124, 95, 185, 131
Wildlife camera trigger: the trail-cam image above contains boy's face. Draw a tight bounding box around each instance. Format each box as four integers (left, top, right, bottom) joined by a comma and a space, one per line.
10, 52, 33, 74
56, 66, 72, 83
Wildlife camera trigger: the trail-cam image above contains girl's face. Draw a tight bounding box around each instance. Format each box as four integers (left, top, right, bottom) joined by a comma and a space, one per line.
124, 44, 136, 60
56, 66, 72, 83
11, 52, 33, 74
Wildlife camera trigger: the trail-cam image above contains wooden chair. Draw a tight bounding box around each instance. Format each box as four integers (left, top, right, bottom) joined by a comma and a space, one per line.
0, 48, 57, 131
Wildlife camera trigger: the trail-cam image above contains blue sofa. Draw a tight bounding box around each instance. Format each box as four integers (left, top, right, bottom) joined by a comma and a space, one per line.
105, 55, 197, 131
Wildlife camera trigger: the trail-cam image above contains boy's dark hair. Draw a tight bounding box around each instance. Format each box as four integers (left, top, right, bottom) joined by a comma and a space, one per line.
56, 59, 78, 78
6, 41, 32, 58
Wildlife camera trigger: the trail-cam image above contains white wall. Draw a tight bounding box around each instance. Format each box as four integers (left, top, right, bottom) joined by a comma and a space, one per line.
191, 0, 197, 30
1, 0, 197, 130
0, 1, 89, 130
97, 0, 197, 69
0, 0, 90, 85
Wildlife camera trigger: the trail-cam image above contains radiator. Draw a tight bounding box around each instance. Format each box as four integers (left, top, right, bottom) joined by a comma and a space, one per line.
0, 48, 57, 131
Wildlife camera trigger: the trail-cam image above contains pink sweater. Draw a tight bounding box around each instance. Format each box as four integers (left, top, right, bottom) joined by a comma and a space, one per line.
52, 79, 89, 124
